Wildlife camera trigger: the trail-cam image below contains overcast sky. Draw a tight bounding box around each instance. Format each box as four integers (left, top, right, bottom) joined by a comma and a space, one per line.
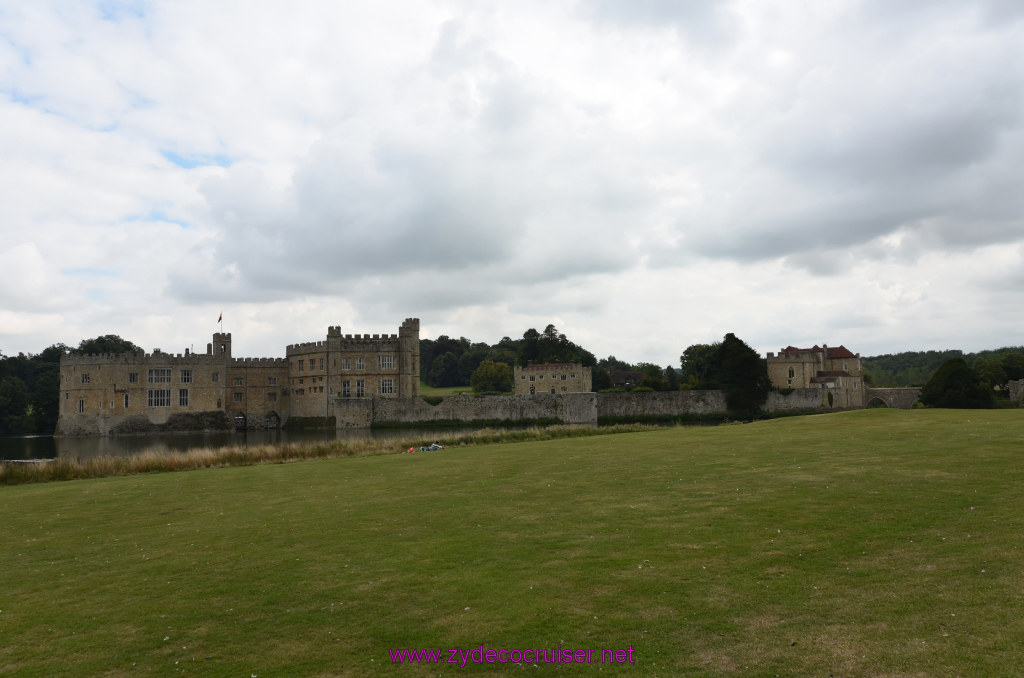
2, 1, 1022, 366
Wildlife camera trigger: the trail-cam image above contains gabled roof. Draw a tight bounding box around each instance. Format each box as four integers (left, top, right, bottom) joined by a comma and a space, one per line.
778, 344, 858, 359
826, 345, 857, 359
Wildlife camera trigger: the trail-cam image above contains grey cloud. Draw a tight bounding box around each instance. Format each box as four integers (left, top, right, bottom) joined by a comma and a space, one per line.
579, 0, 735, 46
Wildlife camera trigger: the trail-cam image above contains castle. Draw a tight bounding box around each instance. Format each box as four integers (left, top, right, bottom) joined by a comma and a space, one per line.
766, 344, 866, 408
513, 362, 593, 395
56, 319, 420, 435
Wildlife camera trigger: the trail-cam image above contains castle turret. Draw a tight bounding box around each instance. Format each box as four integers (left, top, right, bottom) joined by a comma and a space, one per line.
399, 318, 420, 397
208, 333, 232, 358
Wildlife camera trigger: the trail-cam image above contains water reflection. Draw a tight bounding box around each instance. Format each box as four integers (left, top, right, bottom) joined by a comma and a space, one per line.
2, 428, 458, 462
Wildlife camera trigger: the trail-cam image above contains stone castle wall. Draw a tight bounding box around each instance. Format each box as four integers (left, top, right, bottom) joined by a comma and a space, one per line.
596, 391, 726, 418
764, 388, 825, 412
337, 393, 599, 429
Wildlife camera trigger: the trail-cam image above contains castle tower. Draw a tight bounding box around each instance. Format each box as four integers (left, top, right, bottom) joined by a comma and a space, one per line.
398, 318, 420, 397
208, 333, 232, 358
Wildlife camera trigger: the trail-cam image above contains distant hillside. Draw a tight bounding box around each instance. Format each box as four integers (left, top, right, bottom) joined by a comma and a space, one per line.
863, 347, 1024, 387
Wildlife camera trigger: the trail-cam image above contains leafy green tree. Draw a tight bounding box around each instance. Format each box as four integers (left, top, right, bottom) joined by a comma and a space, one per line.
0, 376, 31, 433
706, 333, 770, 415
591, 365, 612, 391
973, 356, 1007, 391
665, 366, 680, 391
920, 359, 993, 409
426, 352, 460, 387
636, 363, 668, 391
680, 343, 717, 389
470, 360, 513, 394
1002, 352, 1024, 382
72, 335, 142, 356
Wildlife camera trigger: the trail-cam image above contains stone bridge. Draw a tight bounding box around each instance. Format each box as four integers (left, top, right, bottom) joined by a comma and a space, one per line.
865, 387, 921, 409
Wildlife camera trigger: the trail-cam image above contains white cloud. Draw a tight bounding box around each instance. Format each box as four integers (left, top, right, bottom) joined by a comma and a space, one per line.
1, 0, 1022, 366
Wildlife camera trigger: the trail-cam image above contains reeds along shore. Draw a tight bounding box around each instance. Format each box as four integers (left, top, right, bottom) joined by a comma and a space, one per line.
0, 424, 656, 486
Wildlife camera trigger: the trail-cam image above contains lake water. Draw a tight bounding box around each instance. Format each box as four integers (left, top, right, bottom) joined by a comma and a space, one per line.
0, 428, 458, 462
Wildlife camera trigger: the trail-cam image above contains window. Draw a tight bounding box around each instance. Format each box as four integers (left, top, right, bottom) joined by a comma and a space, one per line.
378, 379, 395, 395
342, 358, 351, 370
788, 368, 795, 379
342, 381, 351, 397
529, 375, 535, 382
81, 373, 90, 384
298, 360, 303, 372
309, 359, 315, 370
233, 392, 243, 403
212, 372, 219, 383
234, 378, 243, 386
521, 375, 526, 380
124, 394, 129, 408
562, 386, 567, 392
379, 355, 395, 370
561, 374, 567, 380
356, 357, 364, 370
78, 398, 84, 413
319, 358, 324, 371
844, 362, 849, 371
179, 389, 189, 406
356, 379, 365, 397
128, 372, 139, 384
148, 368, 171, 384
181, 369, 192, 384
268, 377, 277, 386
148, 389, 171, 407
299, 378, 304, 384
551, 388, 556, 394
268, 392, 277, 402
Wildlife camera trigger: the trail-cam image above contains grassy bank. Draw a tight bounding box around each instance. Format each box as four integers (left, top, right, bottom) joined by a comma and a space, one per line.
0, 424, 648, 486
1, 409, 1022, 676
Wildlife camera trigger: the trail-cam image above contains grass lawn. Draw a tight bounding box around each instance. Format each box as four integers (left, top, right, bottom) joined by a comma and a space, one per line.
1, 409, 1022, 676
419, 383, 473, 397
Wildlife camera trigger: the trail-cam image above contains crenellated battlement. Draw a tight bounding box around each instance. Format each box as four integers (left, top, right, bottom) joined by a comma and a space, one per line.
61, 351, 227, 366
230, 357, 289, 366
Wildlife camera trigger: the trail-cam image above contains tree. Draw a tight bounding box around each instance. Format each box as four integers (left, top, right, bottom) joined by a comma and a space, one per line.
665, 365, 680, 391
636, 363, 668, 391
591, 365, 612, 391
470, 361, 513, 394
972, 356, 1007, 392
72, 335, 143, 356
920, 359, 993, 409
427, 352, 460, 387
680, 343, 717, 389
704, 333, 770, 415
0, 376, 31, 433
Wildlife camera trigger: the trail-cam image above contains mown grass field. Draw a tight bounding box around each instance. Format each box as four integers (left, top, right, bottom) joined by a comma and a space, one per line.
418, 383, 474, 397
1, 409, 1022, 676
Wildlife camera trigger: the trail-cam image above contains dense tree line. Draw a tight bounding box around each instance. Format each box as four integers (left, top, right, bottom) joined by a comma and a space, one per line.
0, 335, 142, 434
862, 347, 1024, 388
420, 324, 599, 391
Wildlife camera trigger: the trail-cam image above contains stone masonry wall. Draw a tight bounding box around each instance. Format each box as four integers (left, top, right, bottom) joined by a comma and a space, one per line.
764, 388, 826, 412
596, 391, 726, 418
337, 393, 599, 429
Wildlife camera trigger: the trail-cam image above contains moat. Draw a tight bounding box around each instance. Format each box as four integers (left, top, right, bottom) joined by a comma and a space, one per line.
0, 427, 456, 462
